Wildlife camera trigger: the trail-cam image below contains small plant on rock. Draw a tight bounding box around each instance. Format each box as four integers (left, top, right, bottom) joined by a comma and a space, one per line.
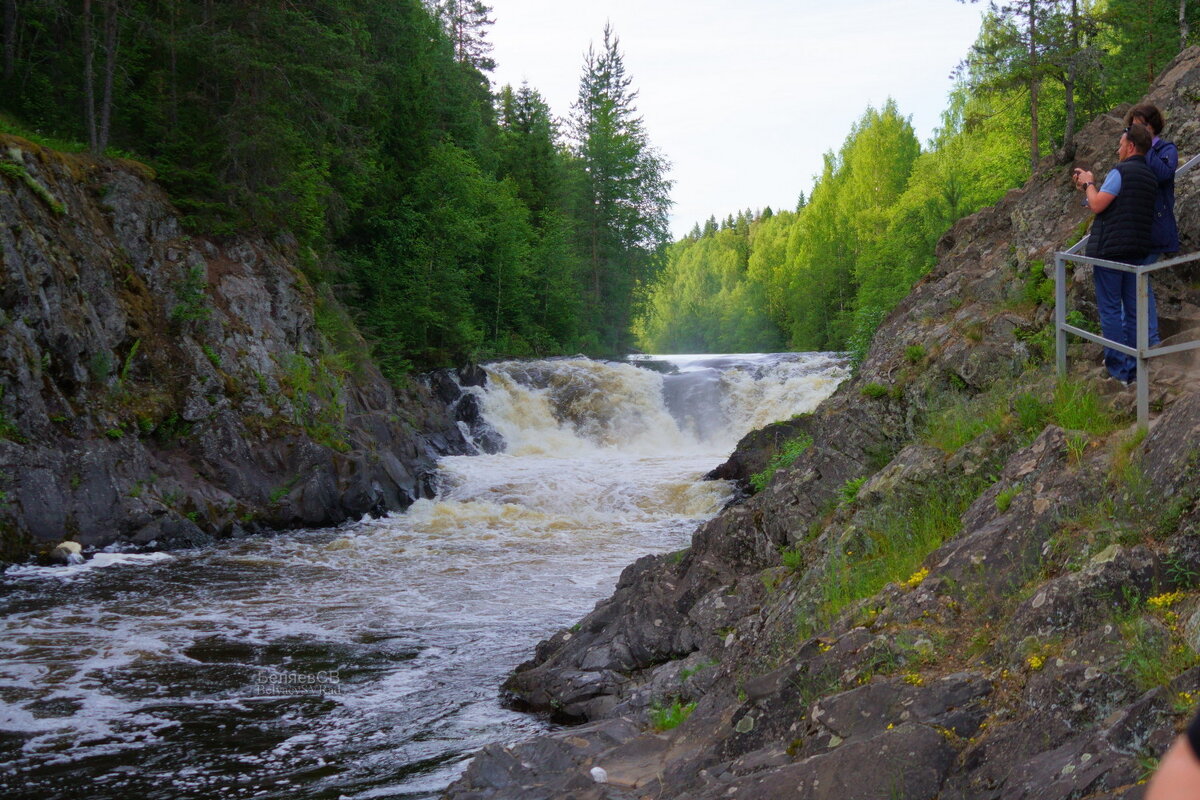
860, 382, 889, 399
749, 433, 813, 492
649, 699, 696, 731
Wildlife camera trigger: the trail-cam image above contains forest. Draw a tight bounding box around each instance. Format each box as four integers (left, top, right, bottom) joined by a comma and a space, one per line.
0, 0, 669, 372
635, 0, 1199, 361
1, 1, 1196, 371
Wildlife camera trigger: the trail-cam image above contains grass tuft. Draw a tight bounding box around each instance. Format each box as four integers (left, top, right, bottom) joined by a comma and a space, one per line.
649, 699, 696, 731
749, 433, 813, 492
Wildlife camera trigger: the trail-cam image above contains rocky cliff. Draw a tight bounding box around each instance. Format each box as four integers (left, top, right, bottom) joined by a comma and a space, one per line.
446, 48, 1200, 799
0, 136, 469, 562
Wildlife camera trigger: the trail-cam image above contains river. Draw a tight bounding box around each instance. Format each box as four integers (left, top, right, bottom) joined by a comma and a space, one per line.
0, 353, 846, 800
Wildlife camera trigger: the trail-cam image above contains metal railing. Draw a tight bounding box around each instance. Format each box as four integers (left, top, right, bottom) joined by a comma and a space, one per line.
1055, 152, 1200, 429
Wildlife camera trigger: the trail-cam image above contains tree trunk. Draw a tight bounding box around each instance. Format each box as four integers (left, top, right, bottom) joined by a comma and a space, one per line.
1028, 0, 1040, 170
97, 0, 119, 155
1183, 0, 1190, 50
169, 0, 178, 131
1063, 0, 1078, 150
83, 0, 98, 153
3, 0, 16, 81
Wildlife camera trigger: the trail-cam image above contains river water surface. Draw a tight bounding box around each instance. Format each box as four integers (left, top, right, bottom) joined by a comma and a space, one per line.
0, 353, 846, 800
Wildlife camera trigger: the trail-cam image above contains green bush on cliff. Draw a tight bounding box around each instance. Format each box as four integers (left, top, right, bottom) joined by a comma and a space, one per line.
750, 433, 814, 492
649, 699, 696, 731
170, 266, 212, 323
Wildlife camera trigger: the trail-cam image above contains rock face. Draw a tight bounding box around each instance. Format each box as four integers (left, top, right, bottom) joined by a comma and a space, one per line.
0, 135, 470, 561
447, 48, 1200, 800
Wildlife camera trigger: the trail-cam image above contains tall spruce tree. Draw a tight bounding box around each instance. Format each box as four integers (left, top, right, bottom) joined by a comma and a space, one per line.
570, 23, 671, 353
431, 0, 496, 72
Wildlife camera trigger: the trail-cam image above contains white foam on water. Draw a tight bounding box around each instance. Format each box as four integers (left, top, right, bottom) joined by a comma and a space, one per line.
3, 551, 174, 580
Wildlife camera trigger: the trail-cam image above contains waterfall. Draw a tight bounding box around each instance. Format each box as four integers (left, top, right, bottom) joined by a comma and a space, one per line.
462, 352, 847, 455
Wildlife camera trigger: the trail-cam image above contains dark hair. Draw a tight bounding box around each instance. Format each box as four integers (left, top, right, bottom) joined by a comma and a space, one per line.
1124, 123, 1153, 154
1125, 103, 1165, 136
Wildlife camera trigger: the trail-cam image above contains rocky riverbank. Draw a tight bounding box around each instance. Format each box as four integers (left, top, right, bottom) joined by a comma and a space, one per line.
0, 136, 472, 562
446, 48, 1200, 799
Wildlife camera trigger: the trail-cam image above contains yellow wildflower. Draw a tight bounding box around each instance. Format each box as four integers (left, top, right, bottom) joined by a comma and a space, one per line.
903, 568, 930, 590
903, 672, 924, 686
1149, 591, 1186, 609
1026, 654, 1045, 671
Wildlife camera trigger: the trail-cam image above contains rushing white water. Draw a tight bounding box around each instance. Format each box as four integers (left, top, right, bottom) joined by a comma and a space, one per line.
0, 353, 846, 800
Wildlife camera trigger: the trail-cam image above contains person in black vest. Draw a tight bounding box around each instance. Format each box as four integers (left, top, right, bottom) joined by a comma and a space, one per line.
1124, 103, 1178, 351
1072, 123, 1158, 384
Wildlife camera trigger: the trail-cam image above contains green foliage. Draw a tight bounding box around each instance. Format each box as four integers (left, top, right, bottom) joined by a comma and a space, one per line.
995, 484, 1021, 512
905, 345, 927, 364
839, 476, 868, 506
1022, 261, 1054, 307
117, 339, 141, 389
170, 267, 212, 324
88, 350, 113, 383
1, 2, 662, 371
679, 659, 717, 682
201, 344, 222, 369
0, 387, 20, 442
1014, 391, 1050, 432
815, 477, 986, 628
780, 547, 805, 571
279, 353, 349, 452
1051, 380, 1120, 435
572, 24, 672, 354
648, 699, 696, 731
153, 413, 192, 444
635, 219, 784, 353
1065, 309, 1099, 334
0, 157, 66, 214
268, 478, 299, 505
860, 383, 890, 400
638, 90, 1029, 356
749, 433, 814, 492
1119, 617, 1200, 691
923, 391, 1007, 453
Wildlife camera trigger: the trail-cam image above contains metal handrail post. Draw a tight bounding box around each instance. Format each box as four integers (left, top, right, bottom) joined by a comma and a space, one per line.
1055, 254, 1068, 378
1136, 268, 1150, 429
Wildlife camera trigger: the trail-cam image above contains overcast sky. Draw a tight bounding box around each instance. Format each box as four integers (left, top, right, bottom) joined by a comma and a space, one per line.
488, 0, 988, 238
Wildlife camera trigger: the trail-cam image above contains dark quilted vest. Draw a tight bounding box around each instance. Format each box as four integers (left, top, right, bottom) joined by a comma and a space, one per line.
1086, 155, 1156, 263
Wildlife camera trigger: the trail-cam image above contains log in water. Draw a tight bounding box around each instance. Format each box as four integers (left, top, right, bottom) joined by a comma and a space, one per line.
0, 353, 846, 800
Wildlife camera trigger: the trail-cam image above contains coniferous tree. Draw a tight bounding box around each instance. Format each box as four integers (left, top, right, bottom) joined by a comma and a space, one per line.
431, 0, 496, 72
570, 23, 672, 353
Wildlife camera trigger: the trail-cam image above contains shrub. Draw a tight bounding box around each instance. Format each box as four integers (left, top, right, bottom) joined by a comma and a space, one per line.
749, 433, 814, 492
171, 266, 212, 323
649, 700, 697, 731
780, 547, 805, 571
1050, 380, 1120, 435
839, 476, 867, 506
860, 382, 889, 399
995, 484, 1021, 512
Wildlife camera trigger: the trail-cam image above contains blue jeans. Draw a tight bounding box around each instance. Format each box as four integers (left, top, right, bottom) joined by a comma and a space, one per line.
1093, 255, 1160, 382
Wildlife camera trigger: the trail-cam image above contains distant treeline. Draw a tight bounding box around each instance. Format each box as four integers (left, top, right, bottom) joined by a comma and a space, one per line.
0, 1, 669, 371
635, 0, 1198, 359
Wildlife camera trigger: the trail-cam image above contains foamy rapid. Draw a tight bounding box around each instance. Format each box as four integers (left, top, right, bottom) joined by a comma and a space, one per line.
0, 352, 847, 800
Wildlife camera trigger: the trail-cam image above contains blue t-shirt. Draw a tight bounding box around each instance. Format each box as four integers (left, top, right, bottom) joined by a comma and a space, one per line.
1099, 168, 1121, 195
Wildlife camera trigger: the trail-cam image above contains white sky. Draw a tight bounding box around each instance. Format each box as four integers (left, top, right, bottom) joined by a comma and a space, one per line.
488, 0, 988, 238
